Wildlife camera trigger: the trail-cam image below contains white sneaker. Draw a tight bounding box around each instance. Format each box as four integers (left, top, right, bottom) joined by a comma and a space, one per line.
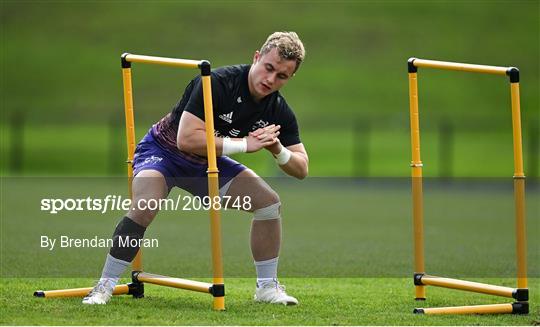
82, 279, 114, 304
254, 279, 298, 306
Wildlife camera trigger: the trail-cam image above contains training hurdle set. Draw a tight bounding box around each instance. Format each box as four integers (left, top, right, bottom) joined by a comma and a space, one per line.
34, 54, 226, 310
407, 58, 529, 314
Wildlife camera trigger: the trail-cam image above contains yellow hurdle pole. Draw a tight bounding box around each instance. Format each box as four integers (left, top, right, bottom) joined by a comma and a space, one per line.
419, 275, 516, 298
121, 54, 225, 309
515, 178, 527, 288
121, 56, 143, 272
411, 58, 508, 76
135, 272, 212, 293
200, 61, 225, 311
508, 74, 528, 290
34, 285, 130, 298
123, 53, 201, 69
121, 67, 136, 195
408, 59, 425, 300
415, 303, 517, 315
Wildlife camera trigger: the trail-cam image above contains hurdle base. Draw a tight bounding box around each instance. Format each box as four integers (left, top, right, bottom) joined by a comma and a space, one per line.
34, 291, 45, 297
512, 302, 529, 314
133, 271, 225, 310
34, 271, 223, 305
134, 271, 214, 294
414, 302, 528, 315
514, 288, 528, 301
415, 274, 523, 300
128, 271, 145, 298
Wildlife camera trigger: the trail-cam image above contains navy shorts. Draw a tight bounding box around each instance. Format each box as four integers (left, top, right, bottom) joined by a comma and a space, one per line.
132, 130, 247, 196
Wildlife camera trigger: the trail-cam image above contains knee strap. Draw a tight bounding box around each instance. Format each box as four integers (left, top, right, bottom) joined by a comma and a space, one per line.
253, 202, 281, 220
109, 216, 146, 262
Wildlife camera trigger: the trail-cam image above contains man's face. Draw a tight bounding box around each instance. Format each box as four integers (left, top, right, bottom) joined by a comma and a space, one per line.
248, 47, 297, 101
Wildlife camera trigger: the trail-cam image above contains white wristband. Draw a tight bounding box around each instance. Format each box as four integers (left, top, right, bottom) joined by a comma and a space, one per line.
222, 138, 247, 156
275, 146, 292, 165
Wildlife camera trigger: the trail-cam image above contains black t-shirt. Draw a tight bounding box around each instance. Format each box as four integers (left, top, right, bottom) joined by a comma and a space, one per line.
152, 65, 301, 153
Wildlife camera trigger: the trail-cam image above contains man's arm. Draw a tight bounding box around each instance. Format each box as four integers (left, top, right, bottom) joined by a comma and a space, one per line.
177, 111, 279, 156
249, 125, 309, 180
177, 111, 220, 156
271, 143, 309, 180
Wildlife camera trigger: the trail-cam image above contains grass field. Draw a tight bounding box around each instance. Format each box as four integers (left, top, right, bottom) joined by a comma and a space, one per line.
1, 277, 539, 325
1, 177, 538, 325
1, 3, 538, 325
2, 178, 538, 278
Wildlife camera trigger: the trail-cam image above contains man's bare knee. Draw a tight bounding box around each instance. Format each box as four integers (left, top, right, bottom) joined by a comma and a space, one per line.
254, 188, 280, 210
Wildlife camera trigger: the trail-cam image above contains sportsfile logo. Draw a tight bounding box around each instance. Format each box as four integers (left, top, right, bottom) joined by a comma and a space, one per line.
219, 111, 233, 123
40, 195, 253, 214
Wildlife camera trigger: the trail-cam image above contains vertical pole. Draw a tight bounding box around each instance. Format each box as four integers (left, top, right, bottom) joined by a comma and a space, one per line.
408, 59, 425, 300
121, 61, 142, 272
509, 79, 527, 289
200, 61, 225, 311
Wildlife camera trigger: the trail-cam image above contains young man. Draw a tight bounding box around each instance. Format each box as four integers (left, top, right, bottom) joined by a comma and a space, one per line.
83, 31, 308, 306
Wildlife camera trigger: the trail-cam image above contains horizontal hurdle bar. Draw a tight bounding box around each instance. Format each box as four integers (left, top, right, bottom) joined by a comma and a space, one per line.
414, 302, 528, 315
34, 284, 130, 298
415, 274, 527, 300
135, 272, 213, 294
122, 53, 203, 69
409, 58, 515, 76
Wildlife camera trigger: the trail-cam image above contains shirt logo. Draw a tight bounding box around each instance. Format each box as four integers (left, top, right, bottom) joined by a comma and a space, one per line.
229, 129, 241, 137
252, 120, 269, 130
237, 96, 242, 103
219, 111, 233, 124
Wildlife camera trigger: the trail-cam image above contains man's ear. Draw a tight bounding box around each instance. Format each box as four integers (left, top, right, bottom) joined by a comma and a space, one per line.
253, 50, 260, 64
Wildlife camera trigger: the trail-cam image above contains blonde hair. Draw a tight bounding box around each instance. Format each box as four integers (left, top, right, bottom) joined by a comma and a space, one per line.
260, 31, 305, 72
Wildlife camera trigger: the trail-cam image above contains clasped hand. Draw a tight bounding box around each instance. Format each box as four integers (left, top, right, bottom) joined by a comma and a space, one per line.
245, 124, 282, 154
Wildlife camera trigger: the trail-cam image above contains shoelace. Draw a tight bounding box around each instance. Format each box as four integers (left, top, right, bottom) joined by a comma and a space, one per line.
260, 280, 286, 293
87, 280, 112, 297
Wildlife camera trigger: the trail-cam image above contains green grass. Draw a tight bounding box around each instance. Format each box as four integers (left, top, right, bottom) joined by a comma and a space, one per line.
1, 173, 538, 325
2, 178, 538, 279
0, 278, 538, 325
1, 3, 538, 325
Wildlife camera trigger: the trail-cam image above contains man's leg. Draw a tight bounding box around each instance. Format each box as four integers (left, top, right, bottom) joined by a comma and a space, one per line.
224, 169, 297, 305
83, 169, 168, 304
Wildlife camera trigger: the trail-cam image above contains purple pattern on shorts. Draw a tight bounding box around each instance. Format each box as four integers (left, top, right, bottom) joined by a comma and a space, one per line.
132, 130, 246, 196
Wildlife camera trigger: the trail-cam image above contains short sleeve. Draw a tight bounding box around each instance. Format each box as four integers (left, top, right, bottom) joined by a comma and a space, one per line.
183, 75, 223, 121
276, 98, 301, 147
